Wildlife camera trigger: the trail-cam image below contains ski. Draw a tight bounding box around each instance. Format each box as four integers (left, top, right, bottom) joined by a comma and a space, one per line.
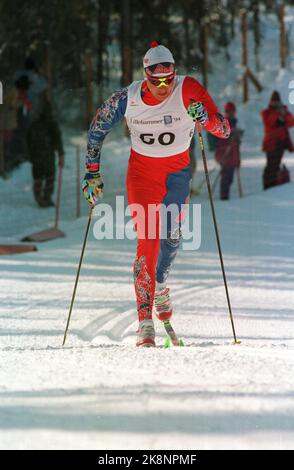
162, 320, 184, 348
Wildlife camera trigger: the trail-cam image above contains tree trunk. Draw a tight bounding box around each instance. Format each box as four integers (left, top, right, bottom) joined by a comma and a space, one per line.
241, 10, 248, 103
183, 5, 191, 73
85, 49, 93, 127
199, 21, 209, 88
0, 106, 4, 178
279, 4, 286, 68
121, 0, 132, 137
252, 1, 260, 72
97, 0, 104, 101
202, 23, 209, 89
121, 0, 132, 87
45, 41, 53, 102
97, 0, 110, 102
230, 2, 235, 40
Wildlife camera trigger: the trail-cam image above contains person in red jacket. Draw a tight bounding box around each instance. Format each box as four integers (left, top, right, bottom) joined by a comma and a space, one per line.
82, 42, 230, 347
215, 102, 242, 200
261, 91, 294, 190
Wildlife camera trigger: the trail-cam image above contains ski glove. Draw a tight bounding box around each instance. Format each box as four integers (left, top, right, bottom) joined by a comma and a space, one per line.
82, 171, 104, 206
187, 101, 209, 125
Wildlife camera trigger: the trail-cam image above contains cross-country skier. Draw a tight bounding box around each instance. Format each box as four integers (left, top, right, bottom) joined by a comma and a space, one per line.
82, 42, 230, 347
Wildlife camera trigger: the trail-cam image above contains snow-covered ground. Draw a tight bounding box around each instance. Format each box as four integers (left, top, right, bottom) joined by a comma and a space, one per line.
0, 8, 294, 450
1, 168, 294, 450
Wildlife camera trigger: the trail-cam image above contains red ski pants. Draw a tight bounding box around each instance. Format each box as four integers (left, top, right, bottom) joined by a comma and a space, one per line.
127, 151, 191, 321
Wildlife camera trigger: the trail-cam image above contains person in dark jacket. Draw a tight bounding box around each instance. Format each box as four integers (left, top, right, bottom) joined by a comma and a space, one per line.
215, 102, 242, 200
10, 75, 32, 165
27, 91, 64, 207
14, 57, 47, 101
261, 91, 294, 190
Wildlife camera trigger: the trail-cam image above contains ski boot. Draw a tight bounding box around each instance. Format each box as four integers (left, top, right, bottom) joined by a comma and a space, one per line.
154, 285, 184, 347
136, 319, 155, 347
154, 286, 173, 321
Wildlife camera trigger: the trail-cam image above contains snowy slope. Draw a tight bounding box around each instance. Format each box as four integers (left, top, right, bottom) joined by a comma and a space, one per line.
0, 9, 294, 450
0, 179, 294, 450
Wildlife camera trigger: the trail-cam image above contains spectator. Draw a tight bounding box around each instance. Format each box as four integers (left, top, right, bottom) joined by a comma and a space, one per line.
215, 102, 242, 200
10, 75, 32, 164
261, 91, 294, 190
27, 91, 64, 208
2, 83, 18, 172
15, 56, 47, 102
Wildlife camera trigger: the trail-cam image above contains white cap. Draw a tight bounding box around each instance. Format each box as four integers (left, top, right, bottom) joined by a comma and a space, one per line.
143, 43, 175, 69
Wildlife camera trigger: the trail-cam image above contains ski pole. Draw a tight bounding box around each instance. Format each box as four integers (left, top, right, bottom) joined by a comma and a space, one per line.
54, 163, 63, 229
76, 145, 81, 218
195, 117, 240, 344
236, 167, 243, 198
62, 207, 93, 346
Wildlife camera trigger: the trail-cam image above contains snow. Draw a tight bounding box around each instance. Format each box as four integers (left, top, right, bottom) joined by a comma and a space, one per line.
0, 9, 294, 450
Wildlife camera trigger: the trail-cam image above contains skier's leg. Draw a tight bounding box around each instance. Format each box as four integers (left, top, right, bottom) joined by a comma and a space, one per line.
156, 164, 192, 285
133, 234, 161, 347
133, 233, 161, 322
130, 197, 162, 346
127, 154, 166, 338
155, 165, 192, 320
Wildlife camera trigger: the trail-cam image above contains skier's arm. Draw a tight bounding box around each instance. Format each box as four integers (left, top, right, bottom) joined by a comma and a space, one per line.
183, 76, 230, 139
85, 88, 128, 174
83, 88, 128, 205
